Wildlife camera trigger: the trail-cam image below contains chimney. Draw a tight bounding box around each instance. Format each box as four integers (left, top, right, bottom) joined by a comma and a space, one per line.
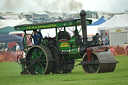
80, 10, 87, 43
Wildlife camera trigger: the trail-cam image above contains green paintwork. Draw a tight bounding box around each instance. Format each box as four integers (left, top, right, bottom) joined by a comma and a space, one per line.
70, 36, 77, 44
66, 54, 81, 59
70, 48, 79, 54
59, 41, 70, 50
14, 19, 92, 31
58, 36, 81, 59
29, 47, 46, 74
15, 19, 92, 60
24, 32, 27, 50
59, 36, 78, 51
42, 39, 49, 46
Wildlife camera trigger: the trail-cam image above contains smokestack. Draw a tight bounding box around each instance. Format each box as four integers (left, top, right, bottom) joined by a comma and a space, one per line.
80, 10, 87, 43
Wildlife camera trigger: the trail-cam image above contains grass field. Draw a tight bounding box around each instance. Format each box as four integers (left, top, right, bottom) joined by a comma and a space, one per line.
0, 56, 128, 85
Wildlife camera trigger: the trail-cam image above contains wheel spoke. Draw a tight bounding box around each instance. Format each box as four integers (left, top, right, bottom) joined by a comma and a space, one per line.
37, 49, 41, 56
37, 49, 46, 60
35, 64, 42, 74
34, 65, 40, 74
43, 62, 46, 65
40, 59, 46, 62
39, 64, 45, 73
29, 64, 36, 74
26, 45, 53, 75
31, 52, 35, 59
34, 49, 38, 57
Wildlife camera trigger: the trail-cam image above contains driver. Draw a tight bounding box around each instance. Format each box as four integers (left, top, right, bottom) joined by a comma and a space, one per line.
32, 29, 43, 45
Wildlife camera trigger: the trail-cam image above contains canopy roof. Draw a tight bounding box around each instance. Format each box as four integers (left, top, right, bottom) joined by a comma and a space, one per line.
14, 19, 92, 31
0, 34, 23, 50
98, 14, 128, 30
89, 17, 106, 26
0, 19, 32, 28
0, 34, 23, 42
0, 26, 15, 34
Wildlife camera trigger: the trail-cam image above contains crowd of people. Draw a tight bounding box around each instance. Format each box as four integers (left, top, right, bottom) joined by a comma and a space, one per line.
99, 30, 128, 56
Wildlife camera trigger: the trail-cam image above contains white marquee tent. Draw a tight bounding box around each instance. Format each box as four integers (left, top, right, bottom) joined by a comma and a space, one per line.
98, 14, 128, 46
98, 14, 128, 30
0, 19, 32, 28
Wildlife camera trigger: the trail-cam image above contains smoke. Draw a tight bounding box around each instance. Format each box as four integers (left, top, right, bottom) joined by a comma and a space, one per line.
0, 0, 83, 13
50, 0, 83, 12
1, 0, 128, 13
0, 0, 29, 12
69, 0, 83, 12
78, 0, 128, 13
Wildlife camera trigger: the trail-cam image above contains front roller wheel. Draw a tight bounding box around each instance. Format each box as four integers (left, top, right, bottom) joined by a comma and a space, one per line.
82, 52, 117, 73
25, 45, 53, 75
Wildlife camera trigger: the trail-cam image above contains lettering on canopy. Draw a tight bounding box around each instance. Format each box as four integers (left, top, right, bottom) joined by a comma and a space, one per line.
27, 24, 57, 29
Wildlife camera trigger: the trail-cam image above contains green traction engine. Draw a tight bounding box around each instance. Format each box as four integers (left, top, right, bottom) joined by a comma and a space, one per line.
14, 10, 118, 75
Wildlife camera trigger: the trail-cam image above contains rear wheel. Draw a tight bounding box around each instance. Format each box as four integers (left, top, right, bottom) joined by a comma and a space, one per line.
25, 45, 53, 75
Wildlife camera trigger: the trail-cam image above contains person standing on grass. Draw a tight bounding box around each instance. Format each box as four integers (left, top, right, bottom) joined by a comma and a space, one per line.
16, 42, 20, 51
102, 35, 106, 45
124, 43, 128, 55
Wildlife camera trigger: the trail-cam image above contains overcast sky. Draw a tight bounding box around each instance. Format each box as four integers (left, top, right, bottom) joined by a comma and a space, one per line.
0, 0, 128, 13
78, 0, 128, 13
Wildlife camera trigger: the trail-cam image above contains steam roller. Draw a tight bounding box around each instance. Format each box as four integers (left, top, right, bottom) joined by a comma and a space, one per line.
14, 10, 118, 75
